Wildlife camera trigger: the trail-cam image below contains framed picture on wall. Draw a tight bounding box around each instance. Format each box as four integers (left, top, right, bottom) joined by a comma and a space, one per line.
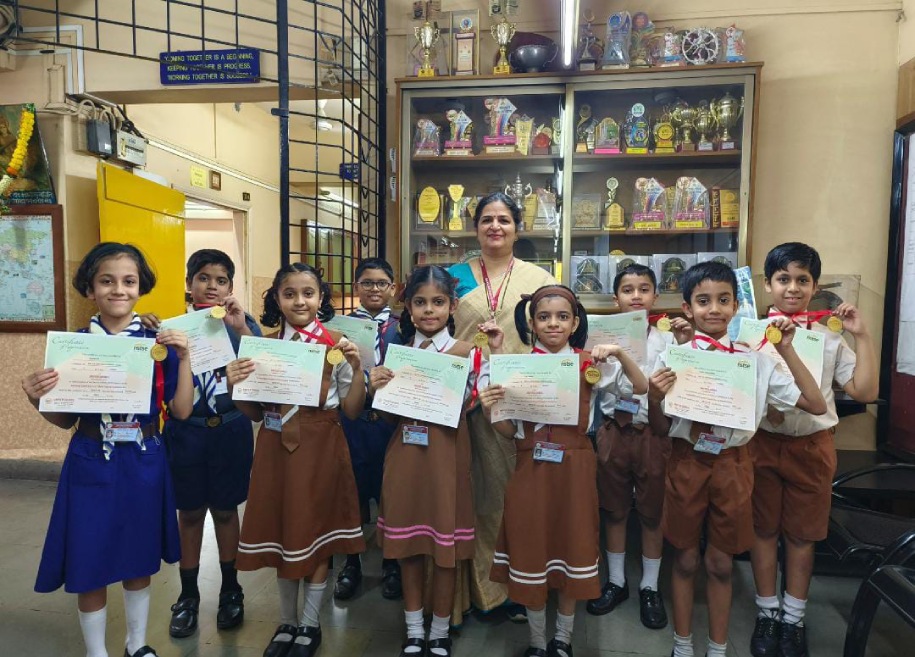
0, 204, 66, 332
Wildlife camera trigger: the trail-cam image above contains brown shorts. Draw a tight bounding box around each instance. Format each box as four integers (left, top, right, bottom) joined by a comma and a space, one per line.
750, 428, 836, 542
662, 439, 755, 556
596, 418, 671, 523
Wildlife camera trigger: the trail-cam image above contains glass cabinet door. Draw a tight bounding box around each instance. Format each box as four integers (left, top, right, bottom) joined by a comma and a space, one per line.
564, 73, 754, 312
401, 84, 566, 277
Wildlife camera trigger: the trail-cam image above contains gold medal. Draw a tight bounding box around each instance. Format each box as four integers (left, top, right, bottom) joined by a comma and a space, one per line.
209, 305, 226, 319
657, 317, 672, 332
765, 325, 782, 345
473, 331, 489, 348
827, 315, 843, 332
584, 366, 602, 385
326, 348, 344, 365
150, 343, 168, 361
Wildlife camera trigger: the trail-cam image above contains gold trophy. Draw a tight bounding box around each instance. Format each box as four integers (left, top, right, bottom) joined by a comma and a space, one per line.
671, 101, 698, 152
710, 92, 744, 150
447, 184, 468, 231
414, 18, 440, 77
504, 173, 533, 229
695, 101, 718, 151
491, 17, 516, 75
604, 177, 625, 231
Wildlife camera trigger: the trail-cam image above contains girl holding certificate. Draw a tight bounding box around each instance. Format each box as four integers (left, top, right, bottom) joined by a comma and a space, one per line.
369, 265, 489, 657
226, 262, 365, 657
22, 242, 194, 657
479, 285, 648, 657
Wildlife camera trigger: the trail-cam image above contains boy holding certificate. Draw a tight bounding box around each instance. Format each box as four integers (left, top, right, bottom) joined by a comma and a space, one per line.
647, 262, 827, 657
748, 243, 877, 657
158, 249, 261, 638
587, 264, 674, 630
335, 257, 403, 602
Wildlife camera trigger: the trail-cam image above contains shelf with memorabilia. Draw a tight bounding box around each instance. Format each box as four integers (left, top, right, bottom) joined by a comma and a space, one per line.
397, 64, 760, 310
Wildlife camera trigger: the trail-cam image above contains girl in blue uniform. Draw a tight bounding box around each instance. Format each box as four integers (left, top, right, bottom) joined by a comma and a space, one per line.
22, 242, 194, 657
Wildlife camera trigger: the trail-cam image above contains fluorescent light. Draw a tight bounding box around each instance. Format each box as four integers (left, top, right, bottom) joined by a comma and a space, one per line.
561, 0, 578, 67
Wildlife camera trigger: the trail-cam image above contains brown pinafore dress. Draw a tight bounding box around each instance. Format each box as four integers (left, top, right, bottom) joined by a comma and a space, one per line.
237, 329, 365, 578
377, 339, 476, 568
490, 351, 601, 607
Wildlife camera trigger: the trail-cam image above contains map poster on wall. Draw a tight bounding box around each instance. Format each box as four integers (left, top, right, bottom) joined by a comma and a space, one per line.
0, 104, 57, 206
0, 205, 66, 332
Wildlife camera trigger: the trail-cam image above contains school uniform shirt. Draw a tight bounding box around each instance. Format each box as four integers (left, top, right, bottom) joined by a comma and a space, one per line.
412, 327, 490, 398
190, 312, 262, 416
598, 326, 674, 425
758, 316, 857, 436
512, 341, 622, 439
658, 331, 800, 449
282, 320, 353, 409
351, 305, 399, 367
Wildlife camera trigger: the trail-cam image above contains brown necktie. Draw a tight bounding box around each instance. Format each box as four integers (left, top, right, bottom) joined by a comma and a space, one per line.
290, 331, 301, 342
419, 339, 433, 350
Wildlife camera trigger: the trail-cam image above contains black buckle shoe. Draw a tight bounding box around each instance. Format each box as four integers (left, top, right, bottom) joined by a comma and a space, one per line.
779, 621, 808, 657
399, 638, 426, 657
124, 648, 158, 657
263, 624, 297, 657
427, 637, 452, 657
639, 587, 668, 629
523, 648, 548, 657
750, 615, 781, 657
287, 625, 322, 657
168, 597, 199, 638
382, 561, 403, 600
585, 580, 629, 616
216, 589, 245, 630
546, 639, 573, 657
333, 562, 362, 601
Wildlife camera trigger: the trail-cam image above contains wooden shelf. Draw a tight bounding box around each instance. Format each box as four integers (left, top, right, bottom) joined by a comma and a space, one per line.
413, 229, 558, 239
411, 153, 560, 169
571, 228, 738, 237
572, 150, 741, 172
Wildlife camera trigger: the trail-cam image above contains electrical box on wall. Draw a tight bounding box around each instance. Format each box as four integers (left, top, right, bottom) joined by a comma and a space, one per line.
86, 119, 113, 156
115, 131, 147, 166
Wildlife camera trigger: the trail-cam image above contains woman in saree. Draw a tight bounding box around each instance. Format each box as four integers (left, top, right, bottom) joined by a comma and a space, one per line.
442, 191, 557, 624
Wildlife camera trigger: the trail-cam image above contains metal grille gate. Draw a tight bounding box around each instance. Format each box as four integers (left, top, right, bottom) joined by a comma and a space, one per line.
2, 0, 386, 312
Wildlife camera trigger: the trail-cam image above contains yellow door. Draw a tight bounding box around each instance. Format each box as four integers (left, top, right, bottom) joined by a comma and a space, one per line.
97, 162, 186, 317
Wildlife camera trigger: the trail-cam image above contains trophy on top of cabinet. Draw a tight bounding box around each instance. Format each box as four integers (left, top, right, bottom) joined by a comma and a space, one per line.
414, 16, 440, 77
491, 17, 516, 75
710, 92, 744, 150
629, 12, 654, 67
601, 11, 631, 69
695, 101, 718, 151
444, 109, 473, 156
577, 10, 604, 71
604, 177, 625, 231
483, 97, 517, 154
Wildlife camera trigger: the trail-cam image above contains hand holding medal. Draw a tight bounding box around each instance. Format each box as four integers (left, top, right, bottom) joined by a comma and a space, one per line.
766, 316, 796, 351
588, 343, 625, 384
476, 318, 505, 353
154, 329, 189, 360
329, 336, 360, 369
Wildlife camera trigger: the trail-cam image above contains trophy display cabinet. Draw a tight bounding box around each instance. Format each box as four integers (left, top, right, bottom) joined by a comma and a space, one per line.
396, 63, 761, 312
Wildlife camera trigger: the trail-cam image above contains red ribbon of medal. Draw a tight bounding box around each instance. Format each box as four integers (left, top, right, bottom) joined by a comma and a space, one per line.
471, 347, 483, 401
691, 335, 747, 353
768, 309, 834, 329
481, 257, 515, 318
292, 319, 336, 347
648, 313, 668, 324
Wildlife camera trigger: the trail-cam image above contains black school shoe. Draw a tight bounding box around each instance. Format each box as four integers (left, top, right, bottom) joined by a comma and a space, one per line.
333, 562, 362, 600
399, 638, 425, 657
523, 648, 548, 657
381, 560, 403, 600
639, 587, 668, 629
168, 597, 199, 638
585, 580, 629, 616
263, 624, 297, 657
287, 625, 322, 657
427, 637, 452, 657
546, 639, 572, 657
124, 648, 158, 657
750, 614, 781, 657
779, 620, 808, 657
217, 589, 245, 629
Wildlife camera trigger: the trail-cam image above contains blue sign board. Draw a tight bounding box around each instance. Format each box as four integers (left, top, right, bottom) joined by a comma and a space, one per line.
339, 163, 360, 181
160, 48, 260, 85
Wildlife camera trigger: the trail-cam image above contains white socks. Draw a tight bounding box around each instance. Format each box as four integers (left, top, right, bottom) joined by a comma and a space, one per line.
299, 580, 326, 629
782, 592, 807, 625
276, 577, 300, 641
606, 550, 626, 587
640, 556, 661, 591
554, 611, 575, 645
673, 632, 694, 657
78, 606, 108, 657
123, 587, 150, 655
526, 607, 547, 650
404, 609, 424, 654
428, 614, 450, 655
756, 594, 780, 619
707, 639, 727, 657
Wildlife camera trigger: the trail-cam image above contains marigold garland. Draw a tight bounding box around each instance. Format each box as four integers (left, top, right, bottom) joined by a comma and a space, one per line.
0, 103, 37, 211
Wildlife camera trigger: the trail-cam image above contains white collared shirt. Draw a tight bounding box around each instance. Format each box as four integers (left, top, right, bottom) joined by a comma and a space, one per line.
759, 314, 857, 436
281, 321, 353, 409
659, 331, 800, 448
599, 326, 675, 424
413, 327, 490, 401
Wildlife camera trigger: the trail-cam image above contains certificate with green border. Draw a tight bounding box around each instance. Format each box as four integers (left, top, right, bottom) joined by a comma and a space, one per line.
232, 336, 326, 407
490, 353, 581, 426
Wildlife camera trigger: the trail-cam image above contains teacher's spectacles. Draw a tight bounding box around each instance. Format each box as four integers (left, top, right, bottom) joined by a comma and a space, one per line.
357, 281, 392, 291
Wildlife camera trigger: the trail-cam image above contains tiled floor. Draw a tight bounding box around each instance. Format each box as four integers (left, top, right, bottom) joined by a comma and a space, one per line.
0, 478, 909, 656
